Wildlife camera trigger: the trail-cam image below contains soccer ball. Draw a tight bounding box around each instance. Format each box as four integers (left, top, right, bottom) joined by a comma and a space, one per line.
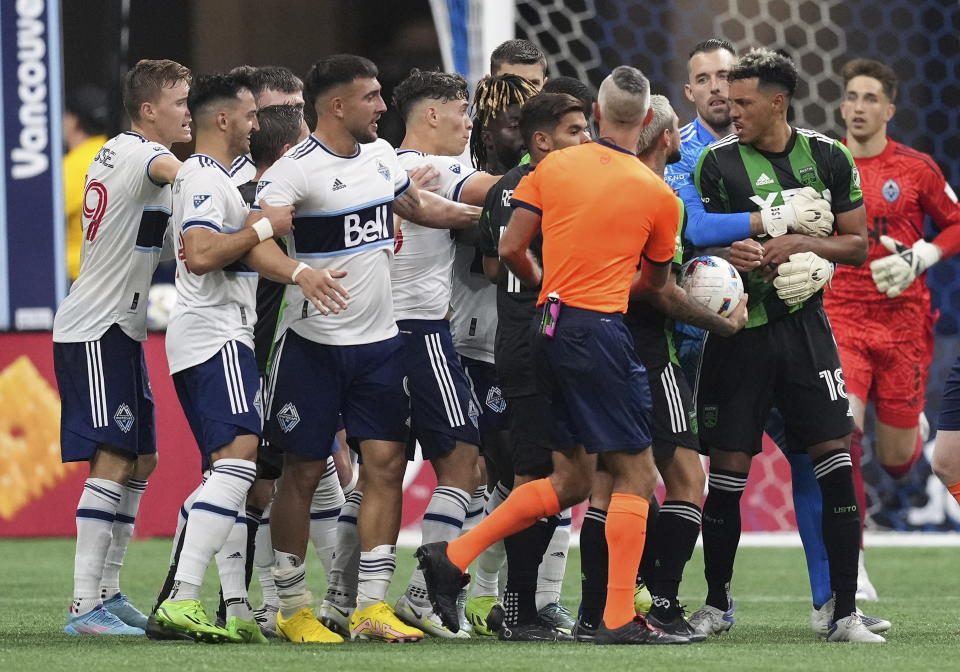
679, 256, 744, 318
146, 283, 177, 331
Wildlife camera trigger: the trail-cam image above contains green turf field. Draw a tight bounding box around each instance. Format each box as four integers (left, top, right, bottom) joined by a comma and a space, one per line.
0, 539, 956, 670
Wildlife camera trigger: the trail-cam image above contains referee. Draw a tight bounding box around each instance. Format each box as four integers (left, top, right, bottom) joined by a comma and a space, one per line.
417, 66, 690, 645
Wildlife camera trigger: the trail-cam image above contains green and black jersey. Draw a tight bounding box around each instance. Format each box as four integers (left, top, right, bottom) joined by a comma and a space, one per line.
694, 127, 863, 327
478, 162, 538, 396
625, 198, 687, 368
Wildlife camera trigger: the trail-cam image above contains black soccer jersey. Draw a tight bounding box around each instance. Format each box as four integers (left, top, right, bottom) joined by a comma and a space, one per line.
694, 127, 863, 327
238, 180, 286, 374
478, 163, 538, 396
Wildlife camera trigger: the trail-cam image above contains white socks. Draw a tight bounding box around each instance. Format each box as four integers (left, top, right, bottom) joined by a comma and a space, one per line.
215, 515, 252, 619
406, 486, 470, 603
536, 508, 572, 610
357, 544, 396, 610
100, 477, 147, 600
310, 458, 345, 578
273, 550, 311, 619
254, 503, 279, 608
73, 478, 123, 615
324, 490, 362, 608
471, 483, 510, 598
169, 459, 256, 600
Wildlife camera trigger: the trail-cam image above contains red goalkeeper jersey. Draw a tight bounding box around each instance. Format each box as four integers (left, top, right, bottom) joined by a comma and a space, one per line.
826, 138, 960, 309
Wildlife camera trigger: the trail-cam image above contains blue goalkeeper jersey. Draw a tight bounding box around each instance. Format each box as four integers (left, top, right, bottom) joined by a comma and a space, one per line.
665, 117, 715, 194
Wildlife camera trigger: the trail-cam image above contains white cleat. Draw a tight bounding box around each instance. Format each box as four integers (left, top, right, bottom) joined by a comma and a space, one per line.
811, 599, 891, 636
456, 588, 472, 634
318, 599, 354, 637
688, 598, 735, 637
395, 594, 469, 639
825, 613, 886, 642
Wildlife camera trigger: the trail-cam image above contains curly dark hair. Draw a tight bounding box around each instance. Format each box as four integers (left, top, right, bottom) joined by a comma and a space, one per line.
391, 68, 468, 121
728, 48, 798, 98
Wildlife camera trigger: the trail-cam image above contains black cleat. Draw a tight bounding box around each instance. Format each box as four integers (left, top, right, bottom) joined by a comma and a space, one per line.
414, 542, 470, 632
498, 623, 575, 642
645, 610, 707, 642
486, 602, 505, 633
144, 613, 195, 641
593, 616, 691, 645
572, 620, 599, 643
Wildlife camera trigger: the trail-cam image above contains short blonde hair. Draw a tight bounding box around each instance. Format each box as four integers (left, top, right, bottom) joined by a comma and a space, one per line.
122, 59, 191, 121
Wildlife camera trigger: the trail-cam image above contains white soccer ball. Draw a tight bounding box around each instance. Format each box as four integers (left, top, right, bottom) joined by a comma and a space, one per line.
679, 256, 744, 318
146, 283, 177, 331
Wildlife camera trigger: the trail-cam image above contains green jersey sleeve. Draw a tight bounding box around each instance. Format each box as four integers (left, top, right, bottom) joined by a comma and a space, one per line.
693, 148, 729, 213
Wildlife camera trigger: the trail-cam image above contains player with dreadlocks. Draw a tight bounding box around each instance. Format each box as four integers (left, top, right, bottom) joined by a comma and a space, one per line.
468, 74, 540, 174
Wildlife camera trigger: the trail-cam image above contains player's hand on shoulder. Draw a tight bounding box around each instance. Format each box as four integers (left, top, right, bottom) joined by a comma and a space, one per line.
408, 164, 440, 192
728, 238, 764, 272
258, 201, 296, 237
869, 235, 942, 298
297, 267, 350, 316
773, 251, 832, 305
720, 294, 749, 335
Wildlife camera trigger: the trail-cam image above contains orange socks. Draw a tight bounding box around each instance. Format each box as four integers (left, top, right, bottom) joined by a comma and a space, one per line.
446, 478, 561, 572
948, 482, 960, 506
602, 493, 650, 629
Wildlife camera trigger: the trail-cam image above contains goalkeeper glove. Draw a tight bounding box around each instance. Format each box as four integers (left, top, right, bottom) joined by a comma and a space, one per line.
773, 251, 833, 306
760, 187, 835, 238
870, 235, 942, 298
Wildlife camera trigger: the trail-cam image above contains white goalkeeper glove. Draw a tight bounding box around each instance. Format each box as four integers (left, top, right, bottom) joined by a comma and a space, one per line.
869, 235, 942, 298
773, 251, 833, 306
760, 186, 835, 238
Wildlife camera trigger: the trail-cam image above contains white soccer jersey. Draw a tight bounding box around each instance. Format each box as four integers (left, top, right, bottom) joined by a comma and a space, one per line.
450, 240, 497, 363
53, 132, 173, 343
392, 150, 478, 321
229, 153, 256, 187
166, 154, 257, 374
257, 136, 410, 346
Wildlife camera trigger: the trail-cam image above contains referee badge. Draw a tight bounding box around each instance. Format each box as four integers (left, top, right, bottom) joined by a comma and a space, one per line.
882, 179, 900, 203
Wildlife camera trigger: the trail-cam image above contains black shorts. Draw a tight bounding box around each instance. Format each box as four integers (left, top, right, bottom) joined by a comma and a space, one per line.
645, 362, 699, 459
939, 354, 960, 431
507, 393, 573, 478
697, 301, 854, 456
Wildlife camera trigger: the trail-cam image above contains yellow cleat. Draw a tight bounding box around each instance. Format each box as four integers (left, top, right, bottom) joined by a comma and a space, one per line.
349, 601, 424, 642
634, 582, 653, 615
276, 607, 344, 643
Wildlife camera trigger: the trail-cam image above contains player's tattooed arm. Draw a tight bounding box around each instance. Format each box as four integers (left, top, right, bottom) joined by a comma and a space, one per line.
396, 187, 481, 230
148, 154, 183, 185
499, 207, 543, 288
643, 274, 748, 336
760, 203, 868, 269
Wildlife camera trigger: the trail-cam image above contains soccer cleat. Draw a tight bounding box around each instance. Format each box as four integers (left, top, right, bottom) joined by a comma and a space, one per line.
810, 599, 891, 636
395, 594, 469, 639
572, 620, 598, 643
252, 605, 279, 638
645, 609, 707, 643
276, 607, 344, 643
349, 601, 424, 642
634, 582, 653, 615
593, 616, 691, 645
498, 622, 575, 642
154, 599, 231, 643
456, 588, 472, 634
145, 612, 194, 641
102, 593, 149, 630
825, 613, 886, 642
486, 602, 505, 633
414, 542, 470, 632
318, 599, 354, 637
857, 551, 879, 601
225, 616, 268, 643
537, 602, 576, 635
64, 604, 145, 635
688, 598, 736, 637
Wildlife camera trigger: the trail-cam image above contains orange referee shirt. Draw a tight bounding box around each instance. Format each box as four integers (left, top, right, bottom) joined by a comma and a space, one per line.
511, 139, 679, 313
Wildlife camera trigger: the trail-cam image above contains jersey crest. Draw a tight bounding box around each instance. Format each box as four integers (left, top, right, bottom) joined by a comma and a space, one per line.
193, 194, 211, 209
377, 159, 391, 181
882, 178, 901, 203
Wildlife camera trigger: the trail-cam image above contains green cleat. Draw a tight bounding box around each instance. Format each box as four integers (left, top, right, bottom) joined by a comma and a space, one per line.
154, 599, 231, 643
465, 596, 500, 636
634, 582, 653, 615
225, 616, 268, 643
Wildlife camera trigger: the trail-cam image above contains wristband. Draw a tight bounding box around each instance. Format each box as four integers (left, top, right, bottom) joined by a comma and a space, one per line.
291, 262, 310, 283
252, 217, 273, 242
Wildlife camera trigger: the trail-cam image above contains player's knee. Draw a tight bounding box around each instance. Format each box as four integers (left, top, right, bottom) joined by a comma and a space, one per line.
931, 444, 960, 486
247, 478, 275, 510
89, 446, 135, 483
132, 452, 158, 480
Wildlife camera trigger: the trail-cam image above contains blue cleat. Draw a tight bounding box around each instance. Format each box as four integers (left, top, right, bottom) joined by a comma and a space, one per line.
102, 593, 149, 630
64, 604, 145, 635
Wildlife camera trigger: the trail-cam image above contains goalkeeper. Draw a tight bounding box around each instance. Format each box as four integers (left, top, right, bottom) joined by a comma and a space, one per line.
826, 59, 960, 494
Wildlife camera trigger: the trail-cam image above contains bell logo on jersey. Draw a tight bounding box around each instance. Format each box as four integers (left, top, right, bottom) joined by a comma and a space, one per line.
344, 204, 391, 248
882, 179, 901, 203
